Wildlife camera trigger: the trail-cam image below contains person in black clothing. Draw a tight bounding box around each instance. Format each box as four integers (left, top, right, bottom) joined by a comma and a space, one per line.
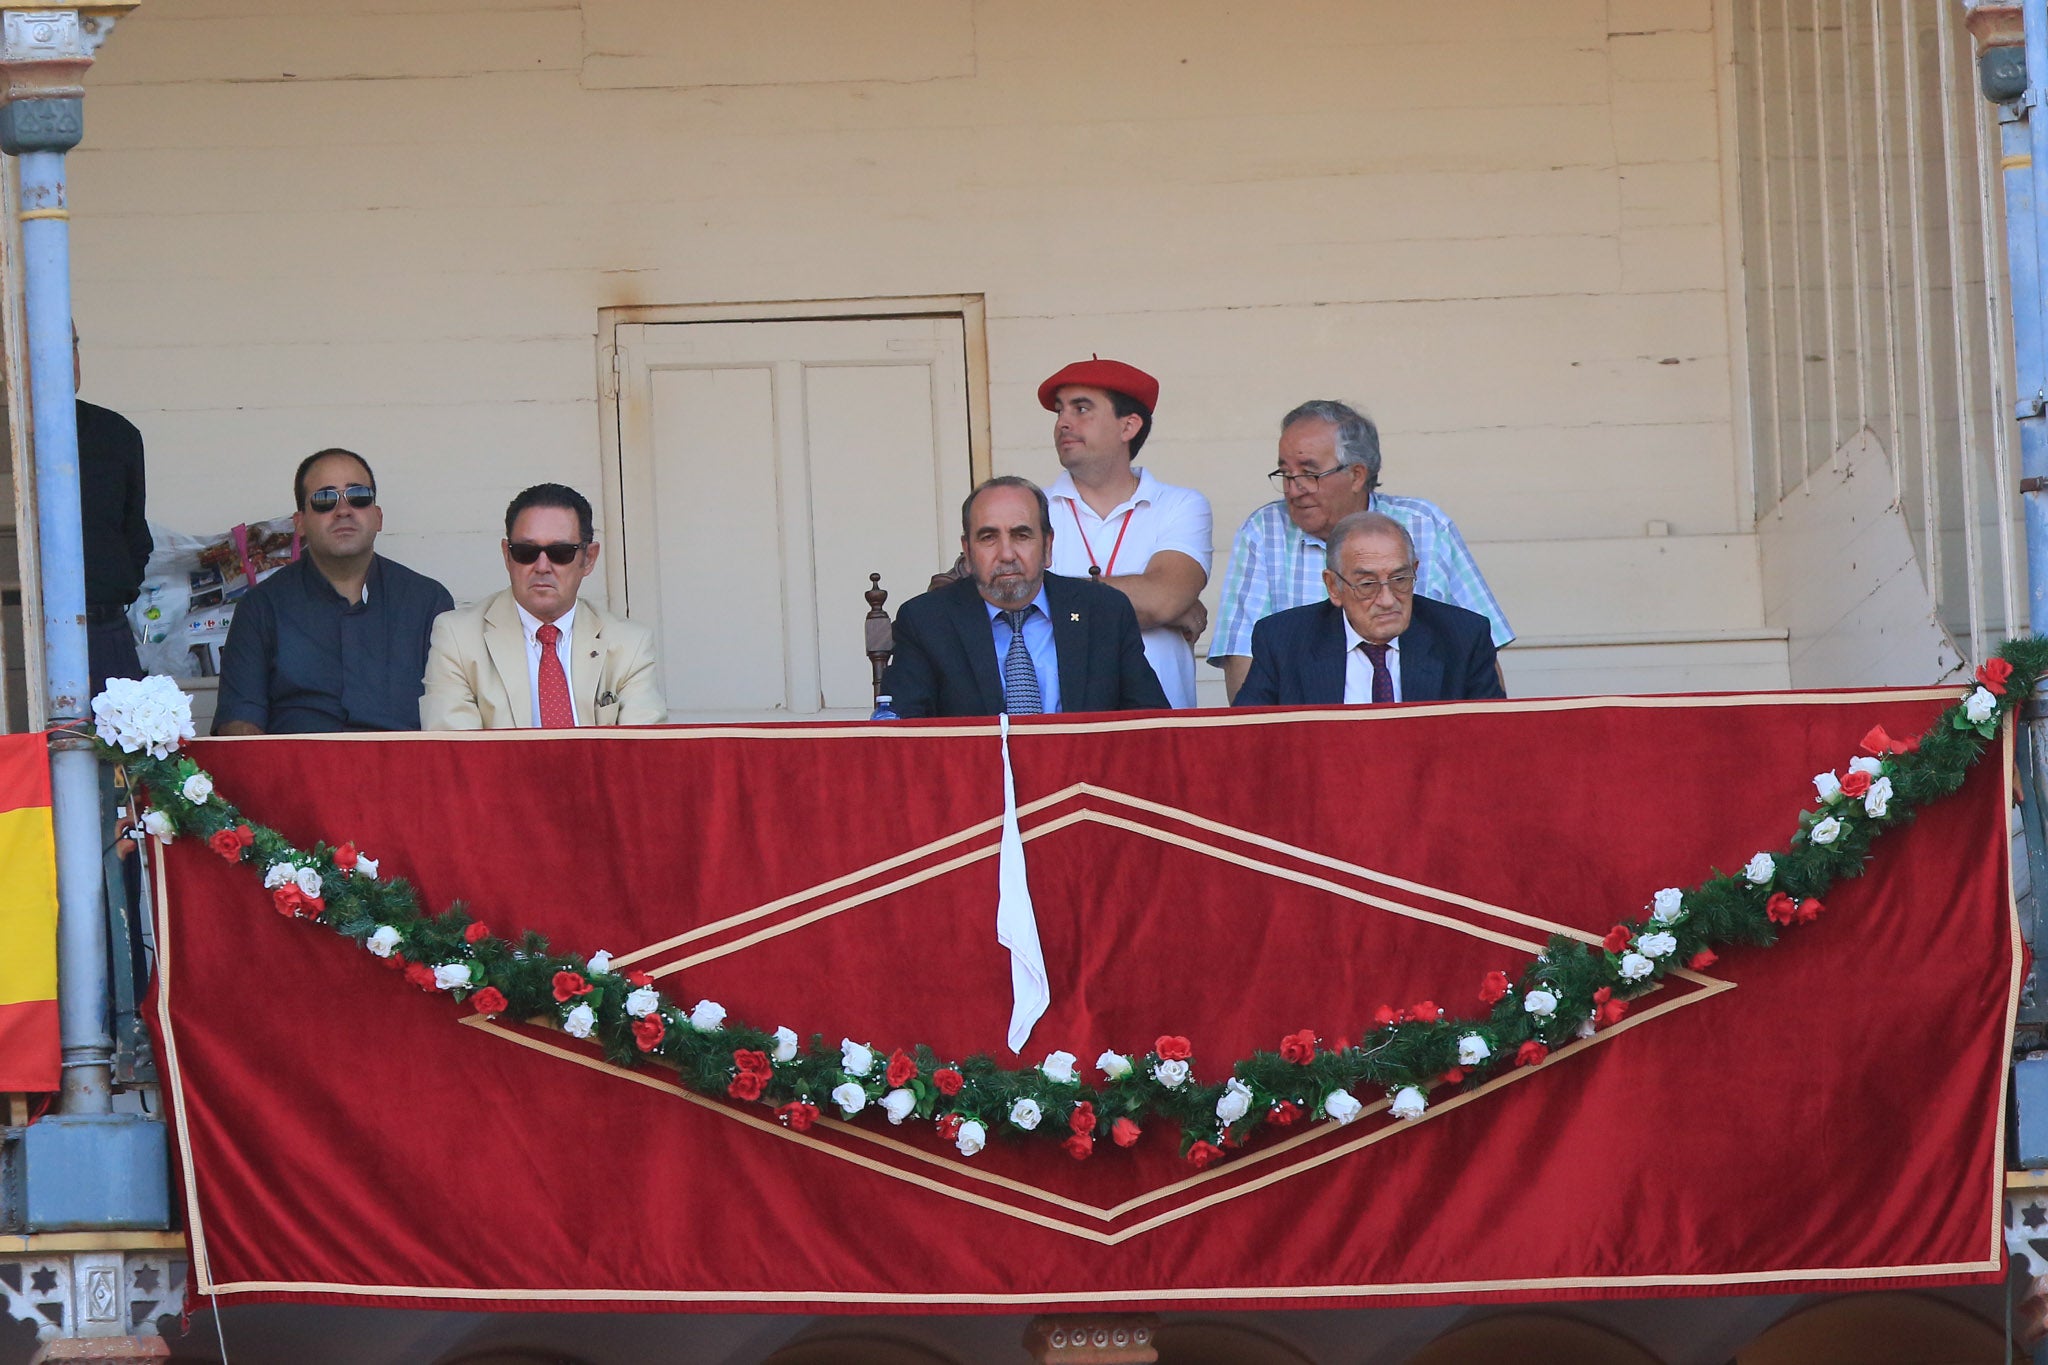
76, 329, 152, 694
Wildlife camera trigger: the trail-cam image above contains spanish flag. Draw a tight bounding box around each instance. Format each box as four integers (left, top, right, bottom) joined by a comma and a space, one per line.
0, 732, 57, 1091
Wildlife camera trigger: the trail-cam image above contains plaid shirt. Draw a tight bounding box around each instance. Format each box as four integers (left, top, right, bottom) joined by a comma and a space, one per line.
1207, 493, 1513, 662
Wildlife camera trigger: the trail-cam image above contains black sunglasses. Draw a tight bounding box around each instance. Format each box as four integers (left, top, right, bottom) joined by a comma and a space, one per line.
507, 541, 587, 566
306, 484, 376, 514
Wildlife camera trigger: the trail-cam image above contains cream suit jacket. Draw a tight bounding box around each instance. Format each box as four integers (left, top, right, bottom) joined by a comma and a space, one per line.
419, 589, 667, 730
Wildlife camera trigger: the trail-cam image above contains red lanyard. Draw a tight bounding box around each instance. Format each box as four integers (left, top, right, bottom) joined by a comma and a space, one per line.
1066, 500, 1136, 578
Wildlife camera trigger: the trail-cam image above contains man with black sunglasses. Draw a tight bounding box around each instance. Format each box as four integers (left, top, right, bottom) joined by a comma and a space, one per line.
214, 448, 453, 735
420, 482, 666, 729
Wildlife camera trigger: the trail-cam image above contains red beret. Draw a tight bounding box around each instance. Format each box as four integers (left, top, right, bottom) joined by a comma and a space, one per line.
1038, 357, 1159, 413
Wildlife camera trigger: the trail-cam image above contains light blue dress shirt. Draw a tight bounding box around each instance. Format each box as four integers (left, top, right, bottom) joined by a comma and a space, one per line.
985, 588, 1062, 714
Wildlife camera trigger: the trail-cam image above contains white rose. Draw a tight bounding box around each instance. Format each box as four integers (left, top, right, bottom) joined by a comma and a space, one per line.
1651, 887, 1685, 924
586, 950, 612, 975
1744, 852, 1776, 885
840, 1038, 873, 1076
263, 862, 295, 889
1848, 755, 1884, 777
1096, 1050, 1132, 1080
688, 999, 726, 1031
355, 855, 379, 879
624, 986, 661, 1018
1812, 771, 1842, 803
140, 810, 175, 842
180, 772, 214, 805
1619, 951, 1654, 981
1576, 1016, 1599, 1039
881, 1088, 916, 1124
1215, 1078, 1253, 1125
432, 962, 472, 990
562, 1002, 596, 1038
1040, 1050, 1078, 1085
365, 925, 401, 958
831, 1082, 867, 1116
1637, 931, 1677, 960
1523, 988, 1558, 1018
1965, 687, 1998, 724
1810, 815, 1842, 845
773, 1026, 800, 1063
1322, 1089, 1364, 1125
1152, 1059, 1190, 1089
1009, 1097, 1043, 1131
294, 866, 323, 900
91, 675, 196, 758
1389, 1086, 1427, 1121
955, 1119, 987, 1156
1864, 776, 1893, 819
1457, 1034, 1491, 1066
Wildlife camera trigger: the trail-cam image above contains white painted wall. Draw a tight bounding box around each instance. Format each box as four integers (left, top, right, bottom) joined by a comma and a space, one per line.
66, 0, 1779, 701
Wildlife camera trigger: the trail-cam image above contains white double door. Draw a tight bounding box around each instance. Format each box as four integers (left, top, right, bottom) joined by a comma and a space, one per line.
613, 316, 974, 719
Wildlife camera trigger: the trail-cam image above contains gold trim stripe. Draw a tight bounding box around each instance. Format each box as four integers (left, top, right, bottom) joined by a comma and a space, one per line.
2003, 154, 2033, 171
16, 208, 67, 222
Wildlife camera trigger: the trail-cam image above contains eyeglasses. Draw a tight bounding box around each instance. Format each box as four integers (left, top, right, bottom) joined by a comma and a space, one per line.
1269, 466, 1365, 492
507, 541, 587, 566
306, 484, 375, 514
1331, 569, 1416, 599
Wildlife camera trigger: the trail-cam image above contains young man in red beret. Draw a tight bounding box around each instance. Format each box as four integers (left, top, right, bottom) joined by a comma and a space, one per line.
1037, 357, 1213, 708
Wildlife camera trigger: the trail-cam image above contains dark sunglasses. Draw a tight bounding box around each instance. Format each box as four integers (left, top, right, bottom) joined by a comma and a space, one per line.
507, 541, 587, 566
306, 484, 376, 514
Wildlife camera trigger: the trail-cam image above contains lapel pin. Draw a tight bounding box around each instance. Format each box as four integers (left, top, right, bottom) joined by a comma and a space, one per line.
1070, 613, 1081, 622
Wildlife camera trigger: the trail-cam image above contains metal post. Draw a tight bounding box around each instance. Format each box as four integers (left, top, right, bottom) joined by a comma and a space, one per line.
2023, 0, 2048, 636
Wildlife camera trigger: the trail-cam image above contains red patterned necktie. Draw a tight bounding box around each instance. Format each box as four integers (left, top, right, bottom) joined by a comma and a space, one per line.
1359, 641, 1394, 705
535, 622, 575, 728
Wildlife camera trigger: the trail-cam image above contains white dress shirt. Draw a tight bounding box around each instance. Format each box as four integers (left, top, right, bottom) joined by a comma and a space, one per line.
515, 600, 580, 727
1341, 615, 1402, 704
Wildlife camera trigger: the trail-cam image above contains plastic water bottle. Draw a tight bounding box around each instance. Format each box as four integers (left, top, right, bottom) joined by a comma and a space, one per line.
870, 694, 899, 721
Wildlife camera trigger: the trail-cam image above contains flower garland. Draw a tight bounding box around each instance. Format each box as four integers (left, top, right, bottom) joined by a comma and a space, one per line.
90, 642, 2048, 1169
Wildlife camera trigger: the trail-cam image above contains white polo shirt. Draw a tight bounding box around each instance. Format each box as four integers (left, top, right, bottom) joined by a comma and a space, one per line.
1046, 466, 1214, 709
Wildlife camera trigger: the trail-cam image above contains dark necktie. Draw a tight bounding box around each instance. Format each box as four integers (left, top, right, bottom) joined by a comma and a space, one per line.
1001, 608, 1043, 715
536, 622, 575, 727
1359, 641, 1394, 705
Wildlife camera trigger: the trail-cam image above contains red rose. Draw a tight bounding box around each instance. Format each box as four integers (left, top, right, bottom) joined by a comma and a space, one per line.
1794, 897, 1823, 925
207, 828, 245, 862
1479, 970, 1512, 1005
1111, 1117, 1142, 1147
332, 841, 358, 871
1688, 947, 1718, 970
1154, 1035, 1192, 1061
1268, 1100, 1301, 1126
778, 1101, 818, 1132
1980, 656, 2015, 695
1515, 1040, 1549, 1068
625, 970, 653, 987
1409, 1000, 1440, 1022
1440, 1066, 1465, 1085
382, 952, 407, 971
271, 884, 303, 917
1862, 724, 1919, 755
1278, 1028, 1317, 1064
470, 986, 507, 1017
1063, 1133, 1093, 1161
1332, 1036, 1352, 1055
1069, 1101, 1096, 1135
1765, 892, 1797, 926
551, 970, 592, 1003
933, 1067, 964, 1096
463, 922, 490, 944
1839, 769, 1872, 799
1186, 1140, 1224, 1170
633, 1016, 666, 1052
304, 896, 325, 918
733, 1048, 771, 1077
1601, 924, 1632, 954
404, 961, 437, 991
1371, 1004, 1399, 1028
728, 1070, 765, 1101
935, 1113, 962, 1141
885, 1049, 917, 1088
1598, 998, 1629, 1028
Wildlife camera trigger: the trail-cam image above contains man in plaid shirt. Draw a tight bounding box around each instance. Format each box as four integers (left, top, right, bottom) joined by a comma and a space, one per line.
1208, 400, 1511, 701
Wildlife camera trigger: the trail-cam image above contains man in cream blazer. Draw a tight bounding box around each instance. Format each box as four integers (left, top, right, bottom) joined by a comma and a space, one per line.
420, 483, 667, 729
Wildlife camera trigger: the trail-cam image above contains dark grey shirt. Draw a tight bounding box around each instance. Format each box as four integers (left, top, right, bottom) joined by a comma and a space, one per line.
213, 553, 453, 734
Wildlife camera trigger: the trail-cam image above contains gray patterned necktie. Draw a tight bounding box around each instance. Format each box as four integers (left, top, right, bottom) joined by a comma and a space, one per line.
1001, 608, 1043, 715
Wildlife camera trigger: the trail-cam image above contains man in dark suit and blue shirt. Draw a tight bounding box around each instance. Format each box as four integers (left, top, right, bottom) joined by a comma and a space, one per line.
1235, 510, 1505, 707
881, 477, 1169, 718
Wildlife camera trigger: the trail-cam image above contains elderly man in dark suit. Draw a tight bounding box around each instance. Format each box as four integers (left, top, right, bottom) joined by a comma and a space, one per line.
1234, 510, 1505, 707
881, 476, 1169, 718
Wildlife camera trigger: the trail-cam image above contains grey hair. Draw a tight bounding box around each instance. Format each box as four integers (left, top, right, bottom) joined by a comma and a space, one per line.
1281, 399, 1381, 483
1324, 510, 1414, 573
961, 475, 1052, 538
